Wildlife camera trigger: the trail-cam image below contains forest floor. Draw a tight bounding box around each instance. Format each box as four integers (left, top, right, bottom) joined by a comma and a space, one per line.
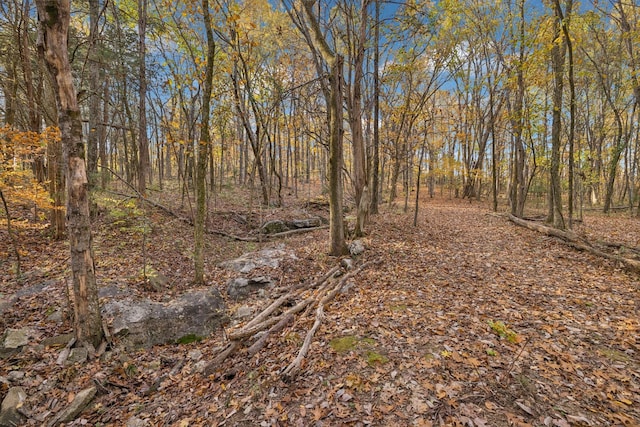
1, 183, 639, 426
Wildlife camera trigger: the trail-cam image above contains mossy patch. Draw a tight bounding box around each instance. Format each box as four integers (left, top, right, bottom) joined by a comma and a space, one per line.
329, 336, 359, 353
365, 351, 389, 365
176, 334, 203, 345
329, 335, 389, 365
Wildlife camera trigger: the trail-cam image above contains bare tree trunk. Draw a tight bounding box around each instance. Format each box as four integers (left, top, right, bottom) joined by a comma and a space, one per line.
137, 0, 150, 195
348, 0, 368, 236
370, 0, 380, 215
554, 0, 575, 227
510, 0, 526, 217
100, 78, 109, 188
36, 0, 103, 348
548, 2, 567, 229
194, 0, 215, 284
87, 0, 100, 188
299, 0, 347, 256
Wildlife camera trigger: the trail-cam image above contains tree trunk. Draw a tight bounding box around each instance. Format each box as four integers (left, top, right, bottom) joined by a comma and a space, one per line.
554, 0, 575, 227
547, 2, 567, 229
299, 0, 347, 256
87, 0, 100, 188
100, 78, 109, 188
194, 0, 215, 285
349, 0, 368, 236
137, 0, 150, 195
510, 0, 526, 217
36, 0, 103, 348
328, 56, 348, 256
370, 0, 380, 215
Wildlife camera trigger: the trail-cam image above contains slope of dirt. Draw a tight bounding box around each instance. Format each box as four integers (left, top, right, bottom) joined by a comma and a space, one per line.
1, 193, 638, 426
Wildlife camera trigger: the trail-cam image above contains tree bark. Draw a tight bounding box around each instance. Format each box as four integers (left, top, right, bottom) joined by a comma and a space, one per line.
194, 0, 215, 284
36, 0, 103, 348
137, 0, 150, 195
370, 0, 380, 215
547, 2, 567, 229
347, 0, 369, 236
87, 0, 100, 188
510, 0, 526, 217
299, 0, 348, 256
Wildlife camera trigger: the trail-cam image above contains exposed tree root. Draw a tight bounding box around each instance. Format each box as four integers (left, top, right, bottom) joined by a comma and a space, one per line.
202, 260, 380, 378
508, 214, 640, 274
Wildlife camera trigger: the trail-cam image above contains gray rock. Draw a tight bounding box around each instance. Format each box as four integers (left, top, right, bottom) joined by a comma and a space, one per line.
341, 258, 354, 270
191, 360, 208, 374
235, 305, 253, 319
14, 280, 56, 298
188, 349, 203, 361
46, 309, 63, 323
218, 246, 296, 273
66, 347, 88, 365
102, 289, 227, 349
126, 416, 148, 427
286, 218, 322, 229
48, 386, 96, 426
348, 240, 365, 256
261, 220, 290, 234
3, 328, 30, 349
99, 283, 131, 299
0, 386, 27, 427
41, 333, 75, 348
227, 276, 274, 299
6, 371, 25, 382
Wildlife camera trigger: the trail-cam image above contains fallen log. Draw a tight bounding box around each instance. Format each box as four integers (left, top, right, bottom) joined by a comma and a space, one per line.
508, 214, 640, 274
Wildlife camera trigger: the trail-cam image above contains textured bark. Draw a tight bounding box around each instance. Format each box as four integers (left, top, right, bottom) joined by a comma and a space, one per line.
137, 0, 150, 195
347, 0, 369, 237
87, 0, 100, 188
300, 0, 348, 256
510, 0, 526, 217
328, 57, 348, 256
194, 0, 215, 284
36, 0, 103, 348
548, 6, 566, 229
370, 0, 380, 215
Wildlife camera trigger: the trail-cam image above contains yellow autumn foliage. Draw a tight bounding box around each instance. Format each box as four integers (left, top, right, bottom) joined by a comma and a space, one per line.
0, 126, 59, 213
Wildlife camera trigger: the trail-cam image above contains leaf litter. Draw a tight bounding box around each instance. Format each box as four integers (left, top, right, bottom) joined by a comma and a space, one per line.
0, 192, 638, 426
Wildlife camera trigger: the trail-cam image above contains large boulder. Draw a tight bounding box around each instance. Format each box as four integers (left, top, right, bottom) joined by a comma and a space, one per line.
218, 246, 297, 273
226, 276, 274, 299
261, 220, 290, 234
286, 218, 323, 229
102, 289, 227, 349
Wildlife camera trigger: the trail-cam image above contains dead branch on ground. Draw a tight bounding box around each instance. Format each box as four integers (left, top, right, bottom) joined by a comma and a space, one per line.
508, 214, 640, 274
202, 260, 380, 378
100, 166, 327, 241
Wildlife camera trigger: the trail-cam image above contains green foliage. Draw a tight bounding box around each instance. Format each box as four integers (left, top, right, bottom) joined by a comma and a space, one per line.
329, 336, 359, 353
176, 334, 203, 345
365, 350, 389, 365
124, 362, 138, 377
329, 335, 388, 365
107, 199, 148, 234
488, 320, 520, 343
